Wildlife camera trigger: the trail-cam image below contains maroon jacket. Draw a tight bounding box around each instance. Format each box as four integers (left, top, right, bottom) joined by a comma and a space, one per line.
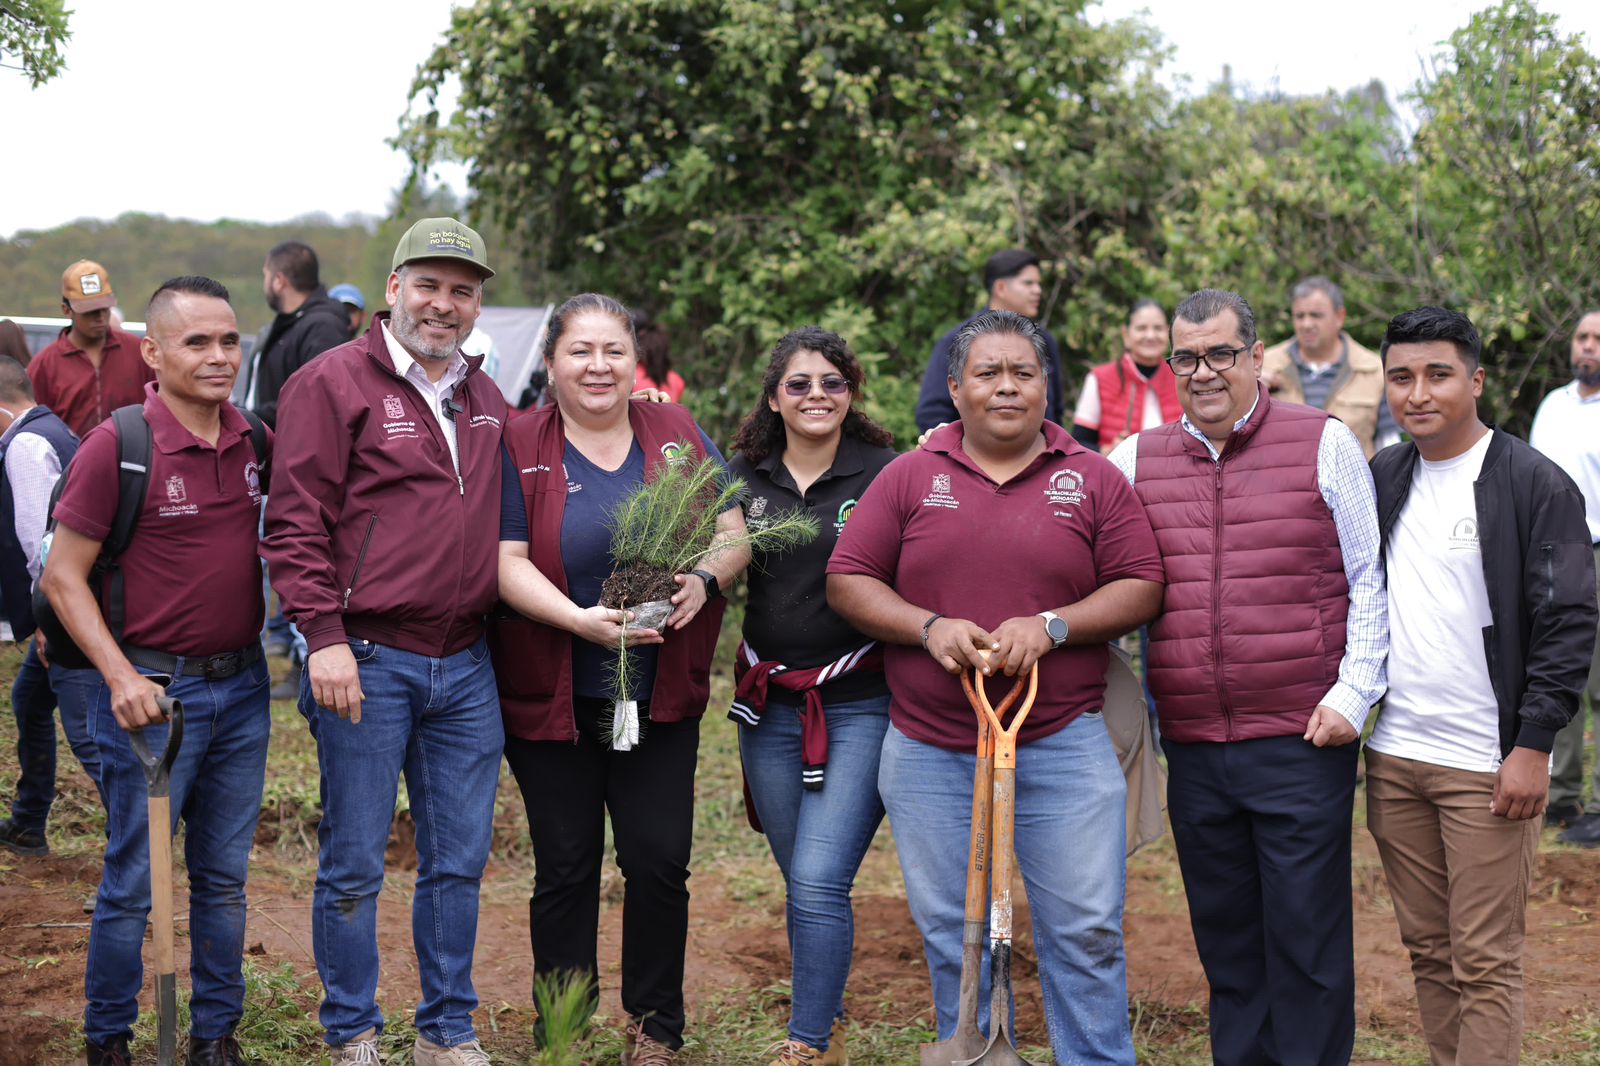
1133, 387, 1347, 742
262, 315, 507, 657
491, 400, 727, 742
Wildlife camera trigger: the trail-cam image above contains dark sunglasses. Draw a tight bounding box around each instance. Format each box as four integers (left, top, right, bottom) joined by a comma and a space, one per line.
780, 375, 850, 397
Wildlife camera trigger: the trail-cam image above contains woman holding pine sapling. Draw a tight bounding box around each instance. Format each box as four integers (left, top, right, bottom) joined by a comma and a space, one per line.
728, 327, 898, 1066
490, 293, 753, 1065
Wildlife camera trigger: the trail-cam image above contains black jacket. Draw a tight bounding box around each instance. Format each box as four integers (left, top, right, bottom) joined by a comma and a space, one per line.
1372, 429, 1597, 756
246, 287, 350, 428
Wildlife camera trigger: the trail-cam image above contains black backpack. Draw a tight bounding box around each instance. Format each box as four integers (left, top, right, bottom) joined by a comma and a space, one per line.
33, 405, 269, 669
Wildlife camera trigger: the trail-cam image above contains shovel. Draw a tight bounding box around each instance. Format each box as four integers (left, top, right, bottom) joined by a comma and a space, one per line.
956, 663, 1042, 1066
128, 694, 185, 1066
920, 668, 1029, 1066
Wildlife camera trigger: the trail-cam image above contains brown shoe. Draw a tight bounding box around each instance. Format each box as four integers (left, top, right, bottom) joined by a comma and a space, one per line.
622, 1020, 676, 1066
819, 1018, 848, 1066
766, 1039, 823, 1066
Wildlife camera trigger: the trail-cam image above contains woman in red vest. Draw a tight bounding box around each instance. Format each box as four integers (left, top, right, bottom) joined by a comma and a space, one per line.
1070, 299, 1183, 454
727, 327, 897, 1066
492, 293, 750, 1065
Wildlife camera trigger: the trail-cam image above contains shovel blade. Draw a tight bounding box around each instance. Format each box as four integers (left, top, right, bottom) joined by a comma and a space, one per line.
953, 1025, 1044, 1066
920, 1021, 989, 1066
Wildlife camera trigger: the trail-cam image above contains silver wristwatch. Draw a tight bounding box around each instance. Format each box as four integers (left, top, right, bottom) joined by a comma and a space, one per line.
1039, 610, 1069, 649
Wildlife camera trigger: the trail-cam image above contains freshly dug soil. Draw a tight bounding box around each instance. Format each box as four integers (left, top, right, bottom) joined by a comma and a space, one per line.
600, 561, 679, 608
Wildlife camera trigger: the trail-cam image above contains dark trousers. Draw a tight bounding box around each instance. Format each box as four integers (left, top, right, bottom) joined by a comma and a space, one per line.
1164, 734, 1358, 1066
503, 697, 700, 1049
8, 640, 63, 830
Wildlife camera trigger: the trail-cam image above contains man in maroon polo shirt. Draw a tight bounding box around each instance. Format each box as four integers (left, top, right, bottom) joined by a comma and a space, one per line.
827, 309, 1163, 1064
40, 275, 272, 1066
28, 260, 156, 438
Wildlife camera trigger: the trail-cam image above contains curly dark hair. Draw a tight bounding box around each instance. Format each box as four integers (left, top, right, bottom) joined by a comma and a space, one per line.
732, 326, 894, 464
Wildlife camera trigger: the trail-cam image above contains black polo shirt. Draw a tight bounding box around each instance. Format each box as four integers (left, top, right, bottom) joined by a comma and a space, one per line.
731, 434, 898, 707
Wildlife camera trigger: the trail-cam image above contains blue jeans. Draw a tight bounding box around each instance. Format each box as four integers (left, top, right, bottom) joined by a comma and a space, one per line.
49, 663, 108, 799
300, 637, 504, 1048
9, 640, 63, 830
739, 695, 889, 1049
57, 655, 272, 1045
879, 715, 1135, 1065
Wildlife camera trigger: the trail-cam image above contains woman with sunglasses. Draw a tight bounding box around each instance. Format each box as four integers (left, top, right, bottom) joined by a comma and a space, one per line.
1071, 299, 1182, 455
728, 327, 897, 1066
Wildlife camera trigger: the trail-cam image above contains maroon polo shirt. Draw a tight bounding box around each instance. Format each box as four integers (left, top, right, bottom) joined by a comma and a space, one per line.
53, 384, 269, 657
827, 420, 1163, 751
28, 327, 156, 438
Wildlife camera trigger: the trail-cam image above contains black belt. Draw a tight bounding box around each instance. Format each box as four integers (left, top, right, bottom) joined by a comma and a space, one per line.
123, 642, 263, 681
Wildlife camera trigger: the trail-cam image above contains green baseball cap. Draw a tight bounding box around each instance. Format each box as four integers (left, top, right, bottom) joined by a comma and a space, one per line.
391, 216, 495, 279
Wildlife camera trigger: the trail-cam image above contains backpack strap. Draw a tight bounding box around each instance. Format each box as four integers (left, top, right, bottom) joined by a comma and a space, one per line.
102, 405, 154, 641
238, 407, 270, 496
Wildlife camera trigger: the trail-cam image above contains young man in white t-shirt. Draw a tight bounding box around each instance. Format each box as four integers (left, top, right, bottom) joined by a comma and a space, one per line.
1368, 306, 1597, 1066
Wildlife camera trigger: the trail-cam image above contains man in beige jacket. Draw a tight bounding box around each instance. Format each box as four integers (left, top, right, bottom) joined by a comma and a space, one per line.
1262, 276, 1398, 458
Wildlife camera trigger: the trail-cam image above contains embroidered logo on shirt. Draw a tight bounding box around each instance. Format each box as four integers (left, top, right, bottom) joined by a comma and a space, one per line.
158, 474, 198, 518
660, 440, 689, 467
835, 498, 857, 534
469, 413, 501, 428
921, 473, 959, 510
383, 395, 405, 419
244, 461, 262, 502
564, 461, 582, 494
1449, 517, 1480, 552
748, 496, 768, 518
1044, 468, 1088, 517
166, 475, 187, 504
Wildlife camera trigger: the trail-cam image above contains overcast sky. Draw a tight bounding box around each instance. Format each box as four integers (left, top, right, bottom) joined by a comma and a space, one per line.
3, 0, 1597, 239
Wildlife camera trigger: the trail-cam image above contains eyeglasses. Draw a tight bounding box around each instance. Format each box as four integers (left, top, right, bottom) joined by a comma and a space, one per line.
1167, 345, 1250, 377
780, 375, 850, 397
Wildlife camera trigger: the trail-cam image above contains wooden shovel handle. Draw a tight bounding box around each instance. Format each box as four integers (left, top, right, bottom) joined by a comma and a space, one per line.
973, 664, 1039, 769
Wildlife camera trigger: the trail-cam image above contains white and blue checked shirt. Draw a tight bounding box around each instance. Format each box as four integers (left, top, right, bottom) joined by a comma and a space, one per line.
1107, 397, 1389, 732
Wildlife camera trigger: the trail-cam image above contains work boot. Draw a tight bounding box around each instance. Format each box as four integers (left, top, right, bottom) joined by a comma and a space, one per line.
0, 817, 48, 856
766, 1039, 823, 1065
86, 1035, 131, 1066
622, 1020, 677, 1066
330, 1029, 381, 1066
1559, 810, 1600, 848
819, 1018, 849, 1066
413, 1035, 491, 1065
187, 1034, 247, 1065
1545, 800, 1584, 829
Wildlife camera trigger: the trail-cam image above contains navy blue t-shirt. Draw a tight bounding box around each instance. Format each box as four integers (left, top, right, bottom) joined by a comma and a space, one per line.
499, 430, 728, 700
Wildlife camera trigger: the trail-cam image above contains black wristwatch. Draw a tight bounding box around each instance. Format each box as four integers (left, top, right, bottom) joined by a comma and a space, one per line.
691, 568, 722, 601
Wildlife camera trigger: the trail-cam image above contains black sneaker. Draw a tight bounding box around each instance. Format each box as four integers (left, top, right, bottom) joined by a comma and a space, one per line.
0, 817, 47, 856
87, 1034, 131, 1065
187, 1034, 248, 1065
1558, 811, 1600, 848
1546, 801, 1585, 829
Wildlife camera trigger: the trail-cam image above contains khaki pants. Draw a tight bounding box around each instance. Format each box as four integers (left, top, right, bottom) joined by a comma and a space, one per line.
1365, 748, 1539, 1066
1549, 544, 1600, 809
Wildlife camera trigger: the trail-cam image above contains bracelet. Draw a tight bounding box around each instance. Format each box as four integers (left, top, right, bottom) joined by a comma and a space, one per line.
920, 612, 945, 650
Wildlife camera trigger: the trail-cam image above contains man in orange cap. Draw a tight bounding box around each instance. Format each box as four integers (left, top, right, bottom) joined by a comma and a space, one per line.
28, 260, 155, 438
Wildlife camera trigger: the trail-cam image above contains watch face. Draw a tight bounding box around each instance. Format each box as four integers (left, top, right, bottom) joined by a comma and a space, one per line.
1046, 616, 1068, 643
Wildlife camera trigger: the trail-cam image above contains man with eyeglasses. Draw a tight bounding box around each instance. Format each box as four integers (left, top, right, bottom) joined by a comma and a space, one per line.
1108, 288, 1387, 1066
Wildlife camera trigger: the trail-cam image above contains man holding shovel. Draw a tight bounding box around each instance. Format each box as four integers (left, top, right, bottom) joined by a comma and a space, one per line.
41, 276, 274, 1066
829, 310, 1164, 1064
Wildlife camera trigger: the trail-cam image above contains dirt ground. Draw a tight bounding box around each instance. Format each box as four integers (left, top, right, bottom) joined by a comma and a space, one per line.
4, 795, 1600, 1063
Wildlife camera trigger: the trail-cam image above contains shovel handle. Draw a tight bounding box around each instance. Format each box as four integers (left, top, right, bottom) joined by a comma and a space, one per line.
129, 695, 184, 798
973, 664, 1039, 770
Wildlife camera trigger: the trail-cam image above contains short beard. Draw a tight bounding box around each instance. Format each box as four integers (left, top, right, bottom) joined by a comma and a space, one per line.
1575, 364, 1600, 389
391, 307, 462, 363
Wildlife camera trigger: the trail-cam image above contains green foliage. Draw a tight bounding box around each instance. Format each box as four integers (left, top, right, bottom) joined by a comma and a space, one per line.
0, 0, 71, 87
532, 971, 598, 1066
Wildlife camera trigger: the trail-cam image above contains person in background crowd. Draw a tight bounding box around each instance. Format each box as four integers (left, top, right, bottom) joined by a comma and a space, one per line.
1530, 308, 1600, 843
728, 327, 897, 1066
41, 276, 272, 1066
494, 293, 749, 1066
1368, 305, 1596, 1066
1071, 299, 1182, 454
328, 283, 367, 340
831, 309, 1162, 1064
263, 218, 506, 1066
1109, 288, 1387, 1066
0, 319, 32, 367
240, 241, 350, 429
632, 310, 687, 403
28, 260, 154, 438
1262, 275, 1399, 458
914, 249, 1066, 430
0, 357, 86, 858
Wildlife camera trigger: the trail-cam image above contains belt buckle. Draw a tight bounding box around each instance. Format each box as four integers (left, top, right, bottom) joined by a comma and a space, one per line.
203, 652, 239, 679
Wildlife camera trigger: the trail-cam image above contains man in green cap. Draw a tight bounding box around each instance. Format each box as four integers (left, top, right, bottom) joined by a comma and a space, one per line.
263, 218, 506, 1066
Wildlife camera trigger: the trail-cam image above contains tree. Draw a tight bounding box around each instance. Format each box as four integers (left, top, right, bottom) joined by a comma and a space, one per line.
0, 0, 72, 87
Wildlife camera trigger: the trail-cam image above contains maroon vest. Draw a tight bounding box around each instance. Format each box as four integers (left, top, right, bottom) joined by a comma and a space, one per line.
489, 401, 727, 742
1090, 353, 1183, 448
1134, 387, 1347, 742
